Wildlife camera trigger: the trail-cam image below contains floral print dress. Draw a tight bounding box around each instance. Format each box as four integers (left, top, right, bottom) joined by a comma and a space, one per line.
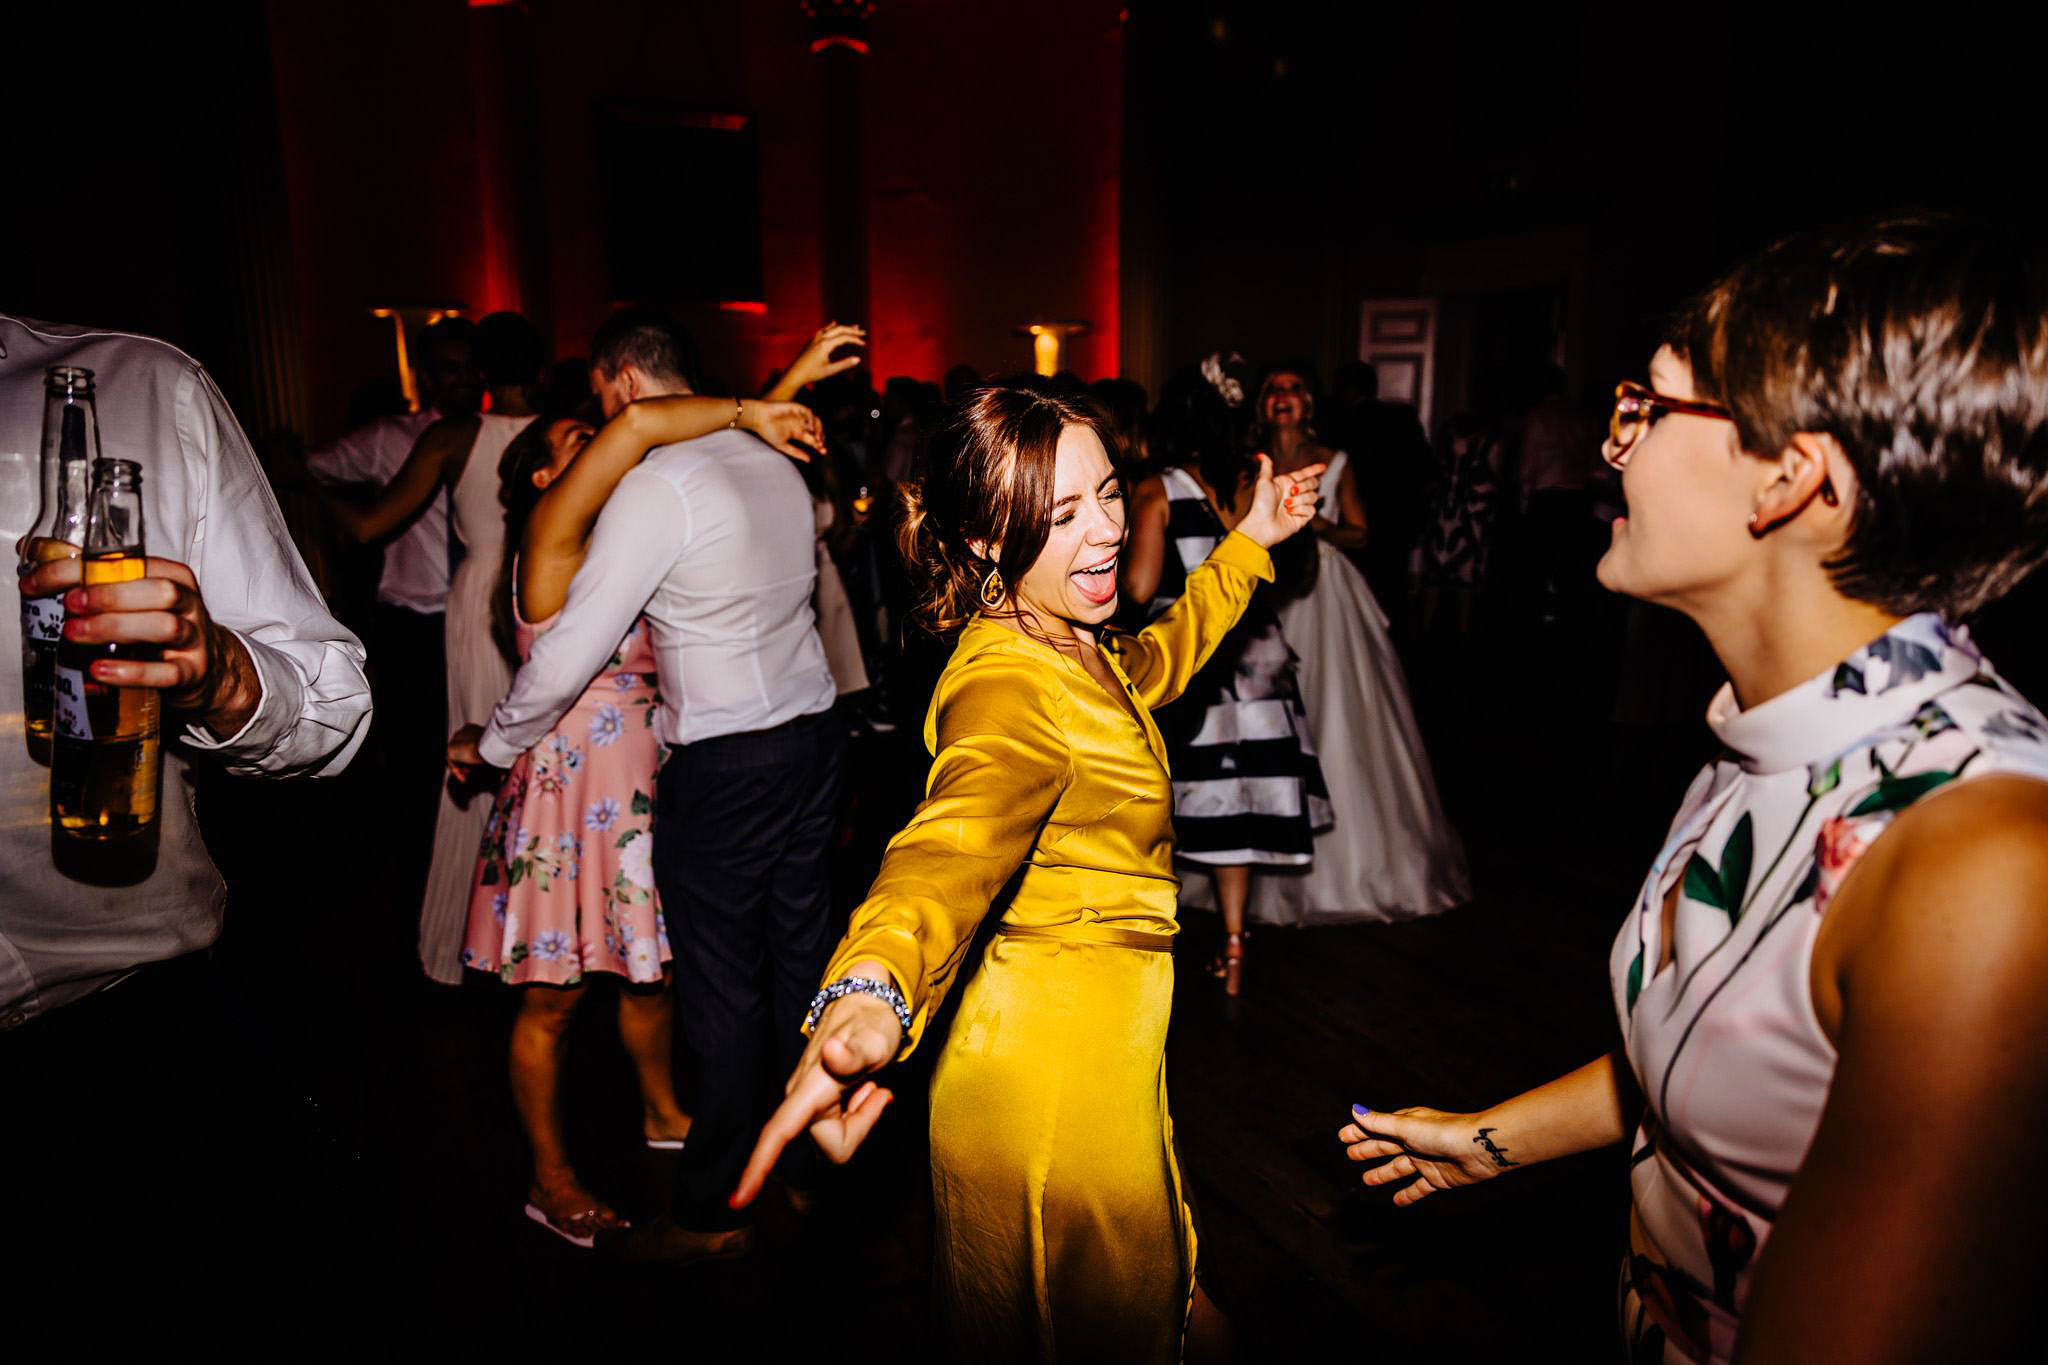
1611, 614, 2048, 1363
462, 612, 668, 987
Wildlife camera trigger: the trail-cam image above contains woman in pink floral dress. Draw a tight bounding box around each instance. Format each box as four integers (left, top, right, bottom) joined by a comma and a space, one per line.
449, 387, 830, 1248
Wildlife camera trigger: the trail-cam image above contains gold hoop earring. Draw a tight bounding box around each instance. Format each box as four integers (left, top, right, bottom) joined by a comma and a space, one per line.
980, 565, 1006, 608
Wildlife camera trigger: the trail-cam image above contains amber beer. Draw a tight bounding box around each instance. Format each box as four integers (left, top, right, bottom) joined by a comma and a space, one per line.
19, 366, 97, 764
50, 458, 161, 886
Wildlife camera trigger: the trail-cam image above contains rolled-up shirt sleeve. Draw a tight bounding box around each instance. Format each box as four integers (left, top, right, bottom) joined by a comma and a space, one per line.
174, 364, 371, 778
478, 466, 684, 770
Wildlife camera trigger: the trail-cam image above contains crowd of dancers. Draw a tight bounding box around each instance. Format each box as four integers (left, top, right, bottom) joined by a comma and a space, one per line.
298, 304, 1476, 1254
11, 208, 2048, 1362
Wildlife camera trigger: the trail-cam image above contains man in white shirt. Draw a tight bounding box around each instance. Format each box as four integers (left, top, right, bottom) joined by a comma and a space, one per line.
306, 317, 478, 907
1, 314, 372, 1294
306, 318, 477, 621
477, 309, 840, 1259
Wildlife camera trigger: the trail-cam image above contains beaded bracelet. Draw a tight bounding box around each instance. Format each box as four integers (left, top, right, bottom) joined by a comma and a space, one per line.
803, 976, 912, 1038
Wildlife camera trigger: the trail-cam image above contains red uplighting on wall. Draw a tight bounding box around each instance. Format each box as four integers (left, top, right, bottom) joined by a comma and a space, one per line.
719, 301, 769, 315
808, 36, 871, 54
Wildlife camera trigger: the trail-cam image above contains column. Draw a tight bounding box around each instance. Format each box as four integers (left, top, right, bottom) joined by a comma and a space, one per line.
805, 1, 873, 325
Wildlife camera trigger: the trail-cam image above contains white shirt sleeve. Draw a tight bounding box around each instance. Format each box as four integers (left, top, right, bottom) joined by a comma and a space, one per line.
478, 468, 685, 769
304, 421, 382, 485
171, 364, 373, 777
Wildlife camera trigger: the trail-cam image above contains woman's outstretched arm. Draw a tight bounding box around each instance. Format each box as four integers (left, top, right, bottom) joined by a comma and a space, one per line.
324, 416, 476, 544
1339, 1051, 1636, 1205
731, 652, 1074, 1207
764, 322, 867, 401
1114, 456, 1321, 708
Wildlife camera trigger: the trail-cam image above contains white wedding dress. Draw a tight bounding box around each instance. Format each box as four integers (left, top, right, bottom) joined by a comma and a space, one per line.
1182, 451, 1470, 925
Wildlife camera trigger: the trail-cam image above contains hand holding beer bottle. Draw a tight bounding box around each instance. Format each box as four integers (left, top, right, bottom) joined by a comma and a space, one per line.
49, 458, 163, 884
20, 538, 264, 740
33, 457, 266, 885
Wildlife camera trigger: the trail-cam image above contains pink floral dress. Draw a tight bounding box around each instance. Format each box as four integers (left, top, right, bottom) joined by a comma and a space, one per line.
461, 611, 668, 986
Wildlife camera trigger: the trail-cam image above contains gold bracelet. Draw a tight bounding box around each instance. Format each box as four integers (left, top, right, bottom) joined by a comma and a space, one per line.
729, 396, 744, 429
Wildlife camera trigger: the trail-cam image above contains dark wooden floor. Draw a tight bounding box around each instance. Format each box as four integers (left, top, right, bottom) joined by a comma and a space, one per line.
45, 536, 2048, 1357
173, 599, 1738, 1359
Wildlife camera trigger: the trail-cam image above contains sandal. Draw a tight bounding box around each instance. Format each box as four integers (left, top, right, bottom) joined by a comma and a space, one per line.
1206, 932, 1248, 997
523, 1201, 627, 1250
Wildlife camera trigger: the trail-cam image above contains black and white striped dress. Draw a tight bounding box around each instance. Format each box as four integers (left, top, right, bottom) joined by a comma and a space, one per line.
1148, 467, 1332, 865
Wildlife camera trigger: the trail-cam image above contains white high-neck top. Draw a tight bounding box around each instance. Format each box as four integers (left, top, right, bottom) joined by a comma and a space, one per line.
1613, 613, 2048, 1362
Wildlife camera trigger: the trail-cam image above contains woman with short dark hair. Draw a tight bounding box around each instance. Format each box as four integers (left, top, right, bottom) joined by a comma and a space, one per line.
1341, 213, 2048, 1362
733, 378, 1323, 1361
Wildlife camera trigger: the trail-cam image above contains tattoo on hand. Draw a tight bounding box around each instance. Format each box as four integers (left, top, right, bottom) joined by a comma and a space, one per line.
1473, 1127, 1519, 1169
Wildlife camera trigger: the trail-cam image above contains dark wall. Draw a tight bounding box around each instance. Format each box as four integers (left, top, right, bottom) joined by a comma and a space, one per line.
13, 3, 2036, 446
1125, 2, 2044, 414
6, 2, 294, 432
265, 0, 1122, 440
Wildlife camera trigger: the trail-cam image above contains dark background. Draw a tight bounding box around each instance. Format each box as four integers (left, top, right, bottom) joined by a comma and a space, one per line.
6, 3, 2045, 1355
8, 2, 2039, 449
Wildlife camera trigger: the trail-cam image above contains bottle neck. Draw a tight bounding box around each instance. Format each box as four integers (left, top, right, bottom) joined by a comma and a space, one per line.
30, 387, 101, 557
85, 461, 146, 560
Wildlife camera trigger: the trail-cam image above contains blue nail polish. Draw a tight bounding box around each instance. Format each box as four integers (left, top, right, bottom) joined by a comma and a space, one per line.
1351, 1103, 1371, 1120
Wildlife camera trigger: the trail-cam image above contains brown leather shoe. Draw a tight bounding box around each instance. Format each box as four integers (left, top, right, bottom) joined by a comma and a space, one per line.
599, 1218, 753, 1265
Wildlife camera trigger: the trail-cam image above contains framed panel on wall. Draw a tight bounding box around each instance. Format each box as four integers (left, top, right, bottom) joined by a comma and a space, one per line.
596, 105, 763, 307
1359, 297, 1438, 430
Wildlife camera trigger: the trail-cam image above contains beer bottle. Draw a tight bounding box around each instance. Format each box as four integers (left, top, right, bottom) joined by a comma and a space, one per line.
18, 366, 97, 765
50, 457, 161, 886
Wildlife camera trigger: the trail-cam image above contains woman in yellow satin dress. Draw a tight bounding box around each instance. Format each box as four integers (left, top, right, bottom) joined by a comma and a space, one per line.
735, 379, 1322, 1362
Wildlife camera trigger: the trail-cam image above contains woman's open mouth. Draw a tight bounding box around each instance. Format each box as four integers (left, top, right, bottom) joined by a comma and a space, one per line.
1072, 554, 1119, 605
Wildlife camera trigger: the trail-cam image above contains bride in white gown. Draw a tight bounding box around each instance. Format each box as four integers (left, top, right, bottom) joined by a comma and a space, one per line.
1183, 366, 1469, 925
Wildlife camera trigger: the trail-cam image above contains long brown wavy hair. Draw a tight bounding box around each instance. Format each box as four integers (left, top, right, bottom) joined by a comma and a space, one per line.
897, 377, 1118, 636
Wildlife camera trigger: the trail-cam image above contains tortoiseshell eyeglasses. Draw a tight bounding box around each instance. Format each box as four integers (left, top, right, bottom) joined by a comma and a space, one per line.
1605, 380, 1734, 468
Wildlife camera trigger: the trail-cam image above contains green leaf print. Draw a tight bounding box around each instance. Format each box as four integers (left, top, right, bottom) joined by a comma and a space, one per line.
1625, 947, 1646, 1011
1791, 861, 1821, 907
1832, 662, 1867, 696
1846, 770, 1956, 818
508, 860, 527, 887
1681, 813, 1754, 920
631, 790, 653, 816
1808, 759, 1842, 798
616, 828, 640, 850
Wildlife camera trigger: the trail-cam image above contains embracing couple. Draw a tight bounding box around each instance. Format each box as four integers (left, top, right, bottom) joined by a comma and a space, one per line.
448, 311, 863, 1258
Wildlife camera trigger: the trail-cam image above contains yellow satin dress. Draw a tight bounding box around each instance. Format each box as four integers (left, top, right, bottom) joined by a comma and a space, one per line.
818, 532, 1273, 1363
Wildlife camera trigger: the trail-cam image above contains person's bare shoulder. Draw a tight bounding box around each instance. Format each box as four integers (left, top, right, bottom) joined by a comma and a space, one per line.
1819, 773, 2048, 1035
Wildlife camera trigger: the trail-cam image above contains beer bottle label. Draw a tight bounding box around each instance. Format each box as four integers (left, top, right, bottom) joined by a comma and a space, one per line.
53, 663, 91, 741
21, 594, 63, 643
